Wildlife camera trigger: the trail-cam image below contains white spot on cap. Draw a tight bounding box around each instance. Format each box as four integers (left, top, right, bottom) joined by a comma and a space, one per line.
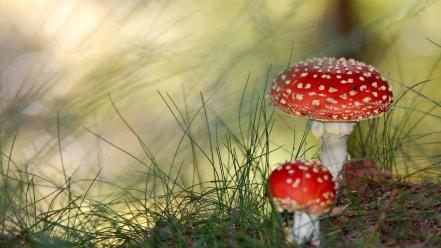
288, 170, 295, 174
280, 99, 286, 104
313, 74, 318, 78
339, 93, 347, 99
380, 86, 386, 91
354, 101, 362, 107
349, 90, 357, 96
305, 83, 311, 89
326, 98, 338, 104
372, 82, 378, 88
305, 173, 311, 178
297, 83, 303, 89
285, 80, 291, 85
281, 74, 286, 80
286, 178, 293, 184
359, 76, 365, 81
362, 97, 371, 103
336, 75, 342, 79
360, 85, 367, 91
312, 100, 320, 106
372, 92, 378, 97
293, 178, 300, 187
296, 94, 304, 100
300, 72, 308, 77
319, 85, 325, 91
382, 95, 387, 100
309, 92, 317, 96
286, 89, 292, 94
328, 87, 338, 93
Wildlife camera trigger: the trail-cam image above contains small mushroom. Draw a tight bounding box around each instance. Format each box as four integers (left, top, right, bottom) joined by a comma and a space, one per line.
270, 57, 393, 181
268, 160, 336, 246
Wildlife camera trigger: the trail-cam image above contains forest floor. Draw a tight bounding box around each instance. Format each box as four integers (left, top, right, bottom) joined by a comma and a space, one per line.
0, 165, 440, 248
148, 162, 441, 247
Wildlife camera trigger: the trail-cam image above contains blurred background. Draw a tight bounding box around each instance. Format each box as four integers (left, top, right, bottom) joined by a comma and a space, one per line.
0, 0, 440, 195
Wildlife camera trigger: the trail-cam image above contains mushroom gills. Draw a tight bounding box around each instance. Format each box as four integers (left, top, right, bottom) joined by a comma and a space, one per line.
311, 121, 356, 179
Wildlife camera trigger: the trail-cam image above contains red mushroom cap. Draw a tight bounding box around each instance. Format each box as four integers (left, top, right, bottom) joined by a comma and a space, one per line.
270, 57, 393, 122
268, 160, 336, 215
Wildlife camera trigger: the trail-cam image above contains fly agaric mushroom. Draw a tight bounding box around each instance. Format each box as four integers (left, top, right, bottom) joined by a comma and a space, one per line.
270, 57, 393, 180
268, 160, 336, 246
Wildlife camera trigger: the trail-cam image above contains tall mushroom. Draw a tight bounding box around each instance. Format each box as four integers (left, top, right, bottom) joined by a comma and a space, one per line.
270, 57, 393, 180
268, 160, 336, 246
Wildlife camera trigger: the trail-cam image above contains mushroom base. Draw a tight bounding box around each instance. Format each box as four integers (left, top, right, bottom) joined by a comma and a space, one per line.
311, 121, 356, 180
290, 212, 320, 246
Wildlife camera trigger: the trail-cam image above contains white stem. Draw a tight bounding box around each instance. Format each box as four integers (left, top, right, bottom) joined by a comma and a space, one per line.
311, 121, 356, 179
320, 134, 349, 179
291, 212, 320, 246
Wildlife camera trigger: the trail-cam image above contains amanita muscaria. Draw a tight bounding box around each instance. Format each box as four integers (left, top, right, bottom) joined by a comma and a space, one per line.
268, 160, 336, 245
270, 57, 393, 180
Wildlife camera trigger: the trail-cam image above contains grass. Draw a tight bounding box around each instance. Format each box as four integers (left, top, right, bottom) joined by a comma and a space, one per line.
0, 2, 440, 246
0, 71, 440, 247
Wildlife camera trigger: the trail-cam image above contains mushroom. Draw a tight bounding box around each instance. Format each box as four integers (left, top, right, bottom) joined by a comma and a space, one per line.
268, 160, 336, 246
270, 57, 393, 180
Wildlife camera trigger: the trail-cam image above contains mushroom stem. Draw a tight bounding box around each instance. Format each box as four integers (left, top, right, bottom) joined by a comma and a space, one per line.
311, 121, 356, 180
291, 212, 320, 246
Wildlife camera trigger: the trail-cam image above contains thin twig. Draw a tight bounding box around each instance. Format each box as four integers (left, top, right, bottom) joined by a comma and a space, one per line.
372, 189, 399, 232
